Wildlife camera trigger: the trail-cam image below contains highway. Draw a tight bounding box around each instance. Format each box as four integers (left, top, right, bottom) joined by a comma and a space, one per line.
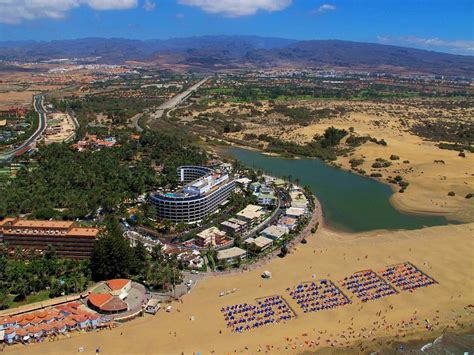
135, 77, 210, 131
0, 95, 47, 162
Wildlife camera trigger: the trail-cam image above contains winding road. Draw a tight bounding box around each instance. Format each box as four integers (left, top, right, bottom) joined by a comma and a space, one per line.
0, 95, 47, 162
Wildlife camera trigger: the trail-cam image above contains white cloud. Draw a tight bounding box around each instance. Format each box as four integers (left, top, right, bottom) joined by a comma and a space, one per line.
316, 4, 336, 13
377, 35, 474, 54
177, 0, 292, 17
0, 0, 138, 24
143, 0, 156, 12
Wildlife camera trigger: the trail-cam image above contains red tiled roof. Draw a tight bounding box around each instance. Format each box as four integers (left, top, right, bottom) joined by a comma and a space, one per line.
100, 297, 128, 313
18, 319, 31, 327
65, 319, 77, 327
106, 279, 130, 291
4, 327, 16, 335
16, 328, 28, 337
88, 293, 113, 308
1, 316, 16, 325
68, 301, 81, 309
73, 314, 89, 323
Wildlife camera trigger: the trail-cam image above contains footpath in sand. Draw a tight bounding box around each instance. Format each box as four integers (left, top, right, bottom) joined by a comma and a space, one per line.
12, 222, 474, 354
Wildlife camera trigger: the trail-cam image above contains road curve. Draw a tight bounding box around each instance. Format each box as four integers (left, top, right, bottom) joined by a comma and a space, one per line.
135, 77, 210, 132
0, 95, 47, 162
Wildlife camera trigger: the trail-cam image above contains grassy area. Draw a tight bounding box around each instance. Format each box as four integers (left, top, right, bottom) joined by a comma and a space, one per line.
6, 290, 51, 308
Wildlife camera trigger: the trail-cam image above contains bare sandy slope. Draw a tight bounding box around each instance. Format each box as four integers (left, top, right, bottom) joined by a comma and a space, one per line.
298, 113, 474, 223
225, 102, 474, 223
11, 223, 474, 354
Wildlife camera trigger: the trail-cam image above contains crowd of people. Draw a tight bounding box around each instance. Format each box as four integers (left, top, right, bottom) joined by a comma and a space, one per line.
380, 262, 436, 292
221, 296, 295, 333
287, 280, 351, 313
340, 270, 397, 302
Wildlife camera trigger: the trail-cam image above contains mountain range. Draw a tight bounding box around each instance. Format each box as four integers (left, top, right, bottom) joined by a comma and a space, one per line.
0, 36, 473, 77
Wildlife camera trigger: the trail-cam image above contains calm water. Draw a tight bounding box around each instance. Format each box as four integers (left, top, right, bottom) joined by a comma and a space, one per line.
227, 147, 450, 232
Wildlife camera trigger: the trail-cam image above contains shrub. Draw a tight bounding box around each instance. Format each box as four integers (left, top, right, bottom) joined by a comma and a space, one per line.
403, 160, 410, 164
390, 154, 400, 160
372, 162, 382, 169
465, 193, 474, 199
370, 173, 382, 178
459, 151, 466, 158
349, 158, 364, 168
448, 191, 455, 196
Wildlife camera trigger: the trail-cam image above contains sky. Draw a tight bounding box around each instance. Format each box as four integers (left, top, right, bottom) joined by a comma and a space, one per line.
0, 0, 472, 55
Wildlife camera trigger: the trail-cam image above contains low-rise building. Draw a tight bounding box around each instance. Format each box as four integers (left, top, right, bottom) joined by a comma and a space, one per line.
235, 177, 252, 188
286, 207, 306, 218
236, 205, 265, 225
257, 193, 277, 206
244, 236, 273, 252
195, 227, 227, 247
220, 218, 248, 236
216, 247, 247, 265
278, 216, 298, 231
249, 182, 261, 192
290, 191, 308, 209
261, 225, 289, 241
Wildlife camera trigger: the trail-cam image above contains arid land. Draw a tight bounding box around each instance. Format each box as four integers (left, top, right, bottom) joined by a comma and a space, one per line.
174, 98, 474, 223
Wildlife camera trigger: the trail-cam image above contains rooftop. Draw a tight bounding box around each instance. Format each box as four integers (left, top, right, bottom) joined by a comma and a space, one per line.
88, 293, 113, 308
217, 247, 246, 260
262, 225, 289, 239
286, 207, 306, 217
245, 236, 273, 249
197, 226, 226, 239
236, 205, 264, 221
4, 220, 74, 229
106, 279, 130, 291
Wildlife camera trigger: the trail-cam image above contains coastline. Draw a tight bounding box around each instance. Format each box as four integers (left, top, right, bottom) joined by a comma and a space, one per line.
215, 142, 468, 226
8, 221, 473, 354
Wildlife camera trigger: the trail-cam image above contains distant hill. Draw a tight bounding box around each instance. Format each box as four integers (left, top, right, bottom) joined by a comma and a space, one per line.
0, 36, 472, 77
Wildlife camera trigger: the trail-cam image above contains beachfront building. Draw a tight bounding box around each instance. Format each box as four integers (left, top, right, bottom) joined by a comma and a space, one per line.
0, 302, 101, 345
236, 205, 266, 226
220, 218, 248, 236
244, 236, 273, 252
106, 279, 131, 300
261, 225, 289, 241
149, 166, 235, 223
278, 216, 298, 231
195, 227, 228, 248
87, 279, 132, 314
145, 299, 160, 315
216, 247, 247, 265
257, 194, 278, 206
0, 218, 99, 259
162, 246, 204, 269
290, 191, 308, 210
285, 207, 306, 218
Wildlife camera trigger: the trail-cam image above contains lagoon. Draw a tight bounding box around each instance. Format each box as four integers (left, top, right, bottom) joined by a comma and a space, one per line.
227, 147, 450, 232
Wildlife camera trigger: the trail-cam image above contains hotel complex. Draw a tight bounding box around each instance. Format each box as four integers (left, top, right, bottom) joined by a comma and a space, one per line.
149, 166, 235, 223
0, 218, 99, 259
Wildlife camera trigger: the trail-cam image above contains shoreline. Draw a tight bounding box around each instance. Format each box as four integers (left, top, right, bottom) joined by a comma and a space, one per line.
7, 221, 474, 354
217, 142, 467, 226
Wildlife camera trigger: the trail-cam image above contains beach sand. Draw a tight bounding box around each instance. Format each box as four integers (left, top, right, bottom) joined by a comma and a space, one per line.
10, 222, 474, 354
